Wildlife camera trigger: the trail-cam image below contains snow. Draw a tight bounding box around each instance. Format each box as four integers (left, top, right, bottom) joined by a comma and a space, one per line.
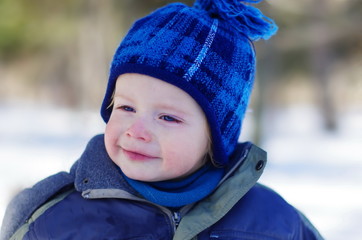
1, 103, 361, 239
247, 106, 362, 239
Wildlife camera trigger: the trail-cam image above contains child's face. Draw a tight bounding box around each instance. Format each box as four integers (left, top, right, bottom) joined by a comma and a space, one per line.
105, 73, 210, 182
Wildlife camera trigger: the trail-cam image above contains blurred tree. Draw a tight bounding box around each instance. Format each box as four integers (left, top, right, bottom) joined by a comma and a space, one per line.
0, 0, 79, 60
255, 0, 362, 137
310, 0, 336, 131
0, 0, 361, 140
116, 0, 193, 28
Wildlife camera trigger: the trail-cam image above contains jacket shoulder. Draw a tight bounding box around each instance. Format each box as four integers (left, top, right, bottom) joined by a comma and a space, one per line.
0, 171, 74, 240
207, 183, 323, 239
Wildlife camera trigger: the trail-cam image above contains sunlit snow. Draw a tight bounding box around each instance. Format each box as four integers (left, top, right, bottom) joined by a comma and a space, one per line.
1, 103, 361, 239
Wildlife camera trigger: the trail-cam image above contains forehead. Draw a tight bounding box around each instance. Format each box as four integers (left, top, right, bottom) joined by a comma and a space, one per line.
115, 74, 189, 101
114, 73, 205, 114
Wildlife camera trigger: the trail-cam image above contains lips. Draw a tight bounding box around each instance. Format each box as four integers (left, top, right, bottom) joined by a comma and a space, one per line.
122, 148, 158, 161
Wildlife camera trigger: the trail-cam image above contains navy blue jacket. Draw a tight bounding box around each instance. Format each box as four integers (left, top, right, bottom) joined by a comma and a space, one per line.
1, 135, 323, 240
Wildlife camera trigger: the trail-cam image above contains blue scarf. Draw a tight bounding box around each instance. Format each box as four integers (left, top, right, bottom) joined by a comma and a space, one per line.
121, 163, 224, 207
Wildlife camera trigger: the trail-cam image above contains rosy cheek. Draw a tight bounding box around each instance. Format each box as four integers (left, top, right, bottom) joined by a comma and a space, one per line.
105, 122, 120, 156
105, 123, 114, 142
166, 148, 191, 169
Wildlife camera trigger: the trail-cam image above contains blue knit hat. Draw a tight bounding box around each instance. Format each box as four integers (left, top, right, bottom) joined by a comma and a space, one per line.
101, 0, 277, 166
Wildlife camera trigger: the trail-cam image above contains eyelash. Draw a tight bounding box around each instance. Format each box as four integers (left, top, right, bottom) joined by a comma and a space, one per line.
117, 105, 182, 124
118, 105, 135, 112
159, 115, 182, 124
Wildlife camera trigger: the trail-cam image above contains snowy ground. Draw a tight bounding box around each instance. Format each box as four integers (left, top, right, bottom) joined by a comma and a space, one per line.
0, 103, 361, 239
253, 107, 362, 239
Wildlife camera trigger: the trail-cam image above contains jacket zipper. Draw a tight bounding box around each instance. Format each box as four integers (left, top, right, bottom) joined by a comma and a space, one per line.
83, 143, 251, 237
84, 190, 188, 233
172, 211, 181, 228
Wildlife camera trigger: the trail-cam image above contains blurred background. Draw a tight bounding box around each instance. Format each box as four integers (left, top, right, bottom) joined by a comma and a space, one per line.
0, 0, 361, 239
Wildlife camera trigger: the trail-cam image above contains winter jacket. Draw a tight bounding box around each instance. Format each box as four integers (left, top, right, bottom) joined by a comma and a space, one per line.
1, 134, 323, 240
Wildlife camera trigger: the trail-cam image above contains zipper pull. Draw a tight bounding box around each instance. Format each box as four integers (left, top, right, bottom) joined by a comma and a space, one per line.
173, 212, 181, 228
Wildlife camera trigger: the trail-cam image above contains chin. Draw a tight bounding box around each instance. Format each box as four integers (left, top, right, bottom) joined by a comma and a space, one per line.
122, 170, 155, 182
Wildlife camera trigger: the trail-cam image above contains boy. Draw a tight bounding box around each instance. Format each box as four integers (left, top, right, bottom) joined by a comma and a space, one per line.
1, 0, 323, 239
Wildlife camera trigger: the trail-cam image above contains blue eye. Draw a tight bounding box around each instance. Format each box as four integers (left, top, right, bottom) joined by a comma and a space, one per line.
119, 105, 135, 112
160, 115, 182, 123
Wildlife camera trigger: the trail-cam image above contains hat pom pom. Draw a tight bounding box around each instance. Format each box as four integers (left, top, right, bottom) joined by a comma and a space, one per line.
194, 0, 278, 41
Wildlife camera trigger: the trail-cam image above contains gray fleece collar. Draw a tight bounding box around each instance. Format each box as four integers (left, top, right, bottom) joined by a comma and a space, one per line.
72, 134, 137, 195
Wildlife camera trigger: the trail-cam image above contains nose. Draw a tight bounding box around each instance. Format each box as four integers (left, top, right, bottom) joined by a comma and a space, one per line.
125, 118, 152, 143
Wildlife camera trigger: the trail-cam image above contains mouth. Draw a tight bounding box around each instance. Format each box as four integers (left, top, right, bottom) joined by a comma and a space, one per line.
121, 148, 158, 161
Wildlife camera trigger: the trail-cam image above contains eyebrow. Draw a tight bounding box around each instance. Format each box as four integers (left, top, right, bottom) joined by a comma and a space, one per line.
155, 103, 189, 116
113, 93, 133, 102
114, 93, 189, 116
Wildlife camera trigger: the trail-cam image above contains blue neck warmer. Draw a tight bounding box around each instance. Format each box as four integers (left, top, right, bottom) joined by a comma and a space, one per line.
121, 164, 224, 207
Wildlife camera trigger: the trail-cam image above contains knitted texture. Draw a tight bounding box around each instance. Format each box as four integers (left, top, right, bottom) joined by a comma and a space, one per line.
121, 163, 224, 207
100, 1, 277, 166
